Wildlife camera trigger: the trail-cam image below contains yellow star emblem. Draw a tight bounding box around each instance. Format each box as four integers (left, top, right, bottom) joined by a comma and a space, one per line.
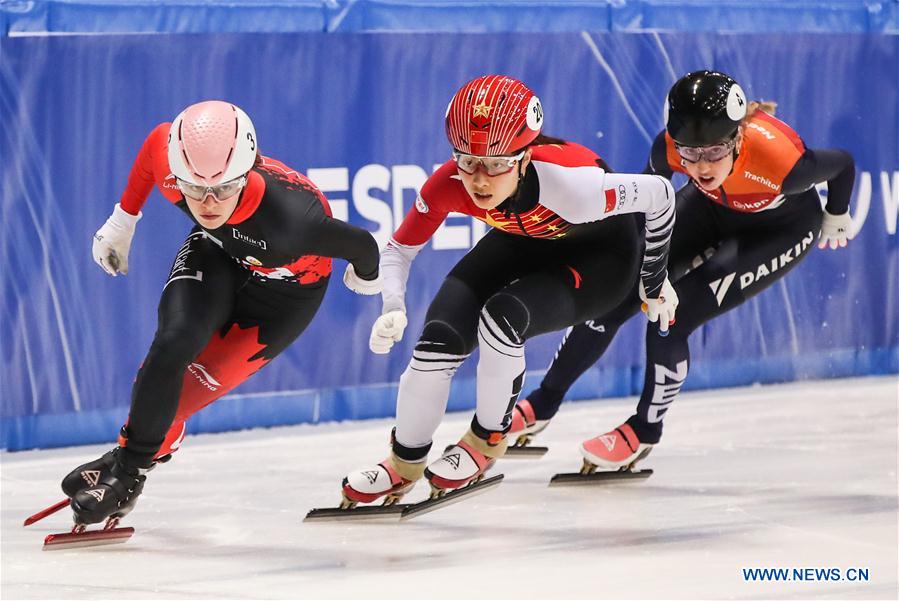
484, 212, 511, 230
529, 215, 541, 223
554, 232, 567, 238
472, 101, 492, 118
546, 224, 558, 231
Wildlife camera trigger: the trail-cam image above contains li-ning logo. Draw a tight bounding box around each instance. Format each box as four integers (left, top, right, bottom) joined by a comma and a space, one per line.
232, 228, 267, 250
743, 170, 780, 192
80, 470, 101, 486
187, 363, 221, 392
163, 173, 180, 190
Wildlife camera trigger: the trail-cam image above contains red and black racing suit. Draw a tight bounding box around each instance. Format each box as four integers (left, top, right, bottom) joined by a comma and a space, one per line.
115, 124, 379, 468
380, 142, 675, 460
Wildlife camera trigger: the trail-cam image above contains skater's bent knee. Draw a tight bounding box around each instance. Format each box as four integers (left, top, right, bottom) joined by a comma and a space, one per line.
417, 320, 474, 356
480, 292, 530, 344
145, 327, 209, 369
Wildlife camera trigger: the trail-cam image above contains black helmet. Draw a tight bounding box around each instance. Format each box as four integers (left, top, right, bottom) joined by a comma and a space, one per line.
665, 70, 747, 146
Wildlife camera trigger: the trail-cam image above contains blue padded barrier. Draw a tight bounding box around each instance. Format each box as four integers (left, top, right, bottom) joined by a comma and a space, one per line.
1, 28, 897, 450
326, 1, 615, 33
3, 1, 898, 34
2, 0, 327, 34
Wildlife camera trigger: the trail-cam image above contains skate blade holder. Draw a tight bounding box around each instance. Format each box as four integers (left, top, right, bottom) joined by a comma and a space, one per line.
304, 502, 410, 522
549, 459, 653, 486
504, 443, 548, 458
42, 521, 134, 551
446, 440, 548, 459
399, 474, 504, 521
304, 475, 504, 522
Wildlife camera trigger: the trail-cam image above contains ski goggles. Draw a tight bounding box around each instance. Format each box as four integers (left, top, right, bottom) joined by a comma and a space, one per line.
177, 175, 247, 202
452, 150, 525, 177
674, 138, 736, 163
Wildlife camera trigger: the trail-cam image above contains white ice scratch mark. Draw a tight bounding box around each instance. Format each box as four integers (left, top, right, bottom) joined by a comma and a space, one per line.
580, 31, 653, 145
777, 280, 800, 355
651, 32, 678, 82
1, 63, 83, 411
752, 298, 769, 356
19, 303, 39, 413
21, 189, 84, 411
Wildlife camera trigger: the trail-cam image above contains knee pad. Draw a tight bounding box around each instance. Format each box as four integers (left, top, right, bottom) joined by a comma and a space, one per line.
417, 319, 474, 357
480, 292, 530, 347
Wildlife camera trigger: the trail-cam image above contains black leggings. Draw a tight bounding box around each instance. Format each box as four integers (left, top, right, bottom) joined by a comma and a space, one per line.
421, 220, 641, 357
391, 215, 642, 455
123, 230, 327, 466
526, 185, 824, 442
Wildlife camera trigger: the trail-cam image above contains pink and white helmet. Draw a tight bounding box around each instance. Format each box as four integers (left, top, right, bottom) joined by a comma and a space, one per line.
167, 100, 257, 186
445, 75, 543, 156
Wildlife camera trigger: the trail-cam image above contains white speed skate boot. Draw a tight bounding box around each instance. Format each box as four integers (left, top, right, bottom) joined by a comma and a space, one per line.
341, 452, 426, 508
424, 427, 506, 497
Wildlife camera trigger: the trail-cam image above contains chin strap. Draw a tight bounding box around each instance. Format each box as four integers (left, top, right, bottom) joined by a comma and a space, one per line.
501, 161, 529, 218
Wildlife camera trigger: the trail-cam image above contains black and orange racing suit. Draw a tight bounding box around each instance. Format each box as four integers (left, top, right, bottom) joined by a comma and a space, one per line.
523, 110, 856, 443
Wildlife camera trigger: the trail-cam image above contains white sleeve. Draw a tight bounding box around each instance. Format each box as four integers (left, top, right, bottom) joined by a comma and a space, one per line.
380, 237, 425, 314
600, 173, 676, 298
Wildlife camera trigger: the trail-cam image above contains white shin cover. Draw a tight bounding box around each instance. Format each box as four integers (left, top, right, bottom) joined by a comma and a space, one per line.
394, 346, 468, 449
476, 303, 526, 432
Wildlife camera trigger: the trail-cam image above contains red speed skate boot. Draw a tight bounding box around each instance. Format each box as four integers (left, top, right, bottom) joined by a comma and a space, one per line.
580, 422, 653, 471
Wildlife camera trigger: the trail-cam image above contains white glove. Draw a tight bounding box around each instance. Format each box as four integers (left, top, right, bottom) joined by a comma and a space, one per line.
92, 203, 141, 276
818, 210, 853, 250
369, 310, 408, 354
640, 278, 679, 334
343, 263, 382, 295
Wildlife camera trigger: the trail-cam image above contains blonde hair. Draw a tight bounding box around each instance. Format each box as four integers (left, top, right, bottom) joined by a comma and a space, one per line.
745, 100, 778, 120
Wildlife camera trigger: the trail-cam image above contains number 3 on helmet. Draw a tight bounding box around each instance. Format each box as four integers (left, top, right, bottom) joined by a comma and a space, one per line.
167, 100, 258, 187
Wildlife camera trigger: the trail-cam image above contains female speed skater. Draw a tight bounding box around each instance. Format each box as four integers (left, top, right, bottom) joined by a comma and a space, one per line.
508, 70, 856, 474
56, 100, 382, 530
337, 74, 679, 508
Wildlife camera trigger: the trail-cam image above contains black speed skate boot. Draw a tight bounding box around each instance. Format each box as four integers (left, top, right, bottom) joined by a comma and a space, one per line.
61, 430, 171, 499
61, 448, 119, 498
70, 456, 149, 525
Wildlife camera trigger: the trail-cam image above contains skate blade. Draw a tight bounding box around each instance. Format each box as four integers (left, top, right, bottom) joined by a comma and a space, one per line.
400, 474, 504, 521
549, 468, 653, 486
42, 527, 134, 550
304, 503, 410, 522
504, 445, 548, 458
24, 499, 70, 527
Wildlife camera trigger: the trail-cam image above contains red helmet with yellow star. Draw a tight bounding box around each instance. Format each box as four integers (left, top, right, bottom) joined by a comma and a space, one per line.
445, 75, 543, 157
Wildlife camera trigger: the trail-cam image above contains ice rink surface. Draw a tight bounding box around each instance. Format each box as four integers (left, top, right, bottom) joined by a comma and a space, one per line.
2, 376, 897, 600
